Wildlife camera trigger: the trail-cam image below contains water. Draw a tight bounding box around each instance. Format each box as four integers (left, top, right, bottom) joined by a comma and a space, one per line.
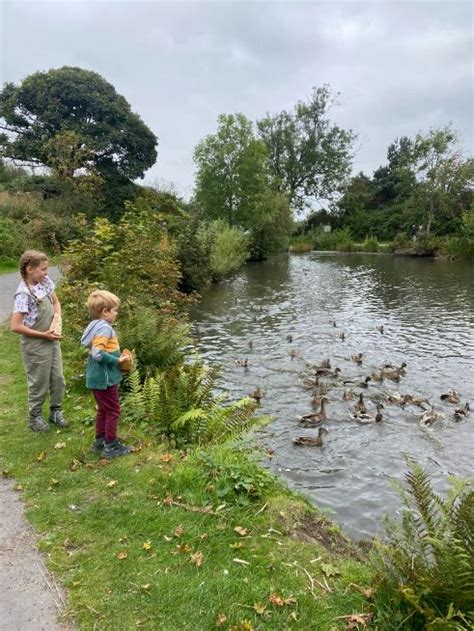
191, 253, 474, 539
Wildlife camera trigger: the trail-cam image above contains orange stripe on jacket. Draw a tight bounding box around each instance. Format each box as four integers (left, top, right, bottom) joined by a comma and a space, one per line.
91, 335, 120, 354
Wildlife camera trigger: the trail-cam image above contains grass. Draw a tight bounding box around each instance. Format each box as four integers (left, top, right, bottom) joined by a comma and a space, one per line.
0, 258, 18, 274
0, 325, 375, 630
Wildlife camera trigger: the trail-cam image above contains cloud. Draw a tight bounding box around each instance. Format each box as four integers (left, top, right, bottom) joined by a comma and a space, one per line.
1, 0, 472, 198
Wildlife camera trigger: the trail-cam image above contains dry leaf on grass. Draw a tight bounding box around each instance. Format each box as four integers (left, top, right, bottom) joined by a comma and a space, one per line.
107, 480, 118, 488
143, 541, 152, 550
215, 613, 227, 627
268, 593, 296, 607
190, 551, 204, 567
117, 551, 128, 560
234, 526, 248, 536
337, 613, 373, 629
54, 442, 66, 449
176, 543, 191, 554
174, 525, 184, 537
253, 603, 267, 615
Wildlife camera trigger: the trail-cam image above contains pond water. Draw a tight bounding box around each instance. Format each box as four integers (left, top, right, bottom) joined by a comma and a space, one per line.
191, 253, 474, 540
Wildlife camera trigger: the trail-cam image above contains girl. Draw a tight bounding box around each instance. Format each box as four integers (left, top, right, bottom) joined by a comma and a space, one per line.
10, 250, 67, 432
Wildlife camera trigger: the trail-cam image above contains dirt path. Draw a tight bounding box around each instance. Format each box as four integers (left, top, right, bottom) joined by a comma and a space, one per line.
0, 267, 69, 630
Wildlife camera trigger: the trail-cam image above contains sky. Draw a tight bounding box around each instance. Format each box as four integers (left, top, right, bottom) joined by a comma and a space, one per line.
0, 0, 473, 201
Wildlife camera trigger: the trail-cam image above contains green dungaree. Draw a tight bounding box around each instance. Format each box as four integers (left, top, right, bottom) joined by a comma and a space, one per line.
20, 293, 65, 420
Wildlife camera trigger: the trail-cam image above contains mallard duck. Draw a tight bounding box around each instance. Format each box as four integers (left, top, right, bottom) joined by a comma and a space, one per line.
316, 367, 341, 379
337, 331, 346, 341
293, 427, 328, 447
352, 403, 384, 424
311, 389, 328, 407
250, 387, 262, 403
248, 340, 253, 350
402, 394, 430, 410
313, 358, 331, 370
352, 393, 367, 414
286, 334, 293, 343
235, 358, 249, 368
342, 376, 371, 388
298, 398, 328, 426
343, 388, 354, 401
376, 325, 384, 334
329, 319, 337, 327
385, 392, 407, 406
454, 402, 470, 420
419, 406, 444, 427
381, 363, 407, 381
351, 353, 363, 365
370, 370, 384, 383
440, 389, 460, 404
290, 349, 299, 360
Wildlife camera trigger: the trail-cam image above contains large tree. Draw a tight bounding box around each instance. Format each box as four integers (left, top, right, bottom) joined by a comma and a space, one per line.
0, 66, 157, 181
257, 85, 355, 212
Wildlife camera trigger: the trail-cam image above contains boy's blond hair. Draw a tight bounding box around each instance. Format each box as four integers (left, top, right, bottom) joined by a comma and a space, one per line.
86, 290, 120, 319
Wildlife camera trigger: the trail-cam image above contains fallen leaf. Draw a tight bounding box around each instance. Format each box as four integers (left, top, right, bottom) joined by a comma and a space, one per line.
54, 442, 66, 449
14, 484, 23, 492
50, 478, 59, 486
321, 563, 340, 577
339, 613, 373, 630
215, 613, 227, 627
268, 593, 297, 606
290, 611, 298, 621
198, 533, 209, 540
118, 535, 128, 543
117, 551, 128, 560
234, 526, 248, 537
161, 453, 173, 463
36, 451, 47, 462
143, 541, 152, 551
232, 557, 250, 566
190, 551, 204, 567
176, 543, 191, 554
230, 541, 245, 549
141, 584, 151, 591
174, 525, 184, 538
2, 468, 11, 477
107, 480, 118, 488
253, 602, 267, 615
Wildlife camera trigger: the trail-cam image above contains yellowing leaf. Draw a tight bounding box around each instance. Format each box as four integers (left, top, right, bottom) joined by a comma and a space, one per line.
36, 451, 47, 462
290, 611, 298, 621
190, 551, 204, 567
107, 480, 118, 488
160, 453, 173, 463
176, 543, 191, 554
141, 583, 151, 591
118, 535, 128, 543
229, 541, 245, 549
14, 484, 23, 492
54, 442, 66, 449
143, 541, 152, 551
117, 551, 128, 560
253, 602, 267, 615
174, 525, 184, 538
269, 593, 284, 606
234, 526, 248, 537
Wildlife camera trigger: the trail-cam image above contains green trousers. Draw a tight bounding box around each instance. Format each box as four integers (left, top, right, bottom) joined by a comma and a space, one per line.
20, 294, 65, 419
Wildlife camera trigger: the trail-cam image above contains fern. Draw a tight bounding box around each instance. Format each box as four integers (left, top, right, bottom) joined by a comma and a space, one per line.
372, 459, 474, 629
122, 359, 260, 447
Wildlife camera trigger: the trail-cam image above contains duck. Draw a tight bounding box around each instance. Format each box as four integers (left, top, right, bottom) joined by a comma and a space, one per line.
440, 389, 460, 404
351, 353, 363, 365
298, 398, 328, 426
376, 325, 384, 334
235, 358, 249, 368
370, 370, 384, 383
337, 331, 346, 341
286, 334, 293, 343
385, 392, 407, 407
312, 358, 331, 370
293, 427, 328, 447
403, 394, 430, 410
381, 362, 407, 381
250, 387, 262, 403
352, 403, 384, 424
352, 393, 367, 414
342, 388, 354, 401
311, 389, 328, 407
329, 319, 337, 327
248, 340, 253, 350
454, 402, 470, 421
316, 367, 342, 379
419, 406, 444, 427
342, 376, 371, 388
289, 349, 299, 360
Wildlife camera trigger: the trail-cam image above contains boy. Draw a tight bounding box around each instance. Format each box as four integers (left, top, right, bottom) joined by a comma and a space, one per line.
81, 290, 131, 459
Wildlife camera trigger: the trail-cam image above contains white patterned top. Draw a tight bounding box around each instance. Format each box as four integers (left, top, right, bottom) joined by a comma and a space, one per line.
13, 275, 55, 328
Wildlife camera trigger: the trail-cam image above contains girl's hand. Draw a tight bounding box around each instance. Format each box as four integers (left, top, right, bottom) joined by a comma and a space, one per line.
44, 329, 61, 340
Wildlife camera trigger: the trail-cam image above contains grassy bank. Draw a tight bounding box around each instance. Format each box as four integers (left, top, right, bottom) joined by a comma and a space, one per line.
0, 325, 375, 630
0, 259, 17, 274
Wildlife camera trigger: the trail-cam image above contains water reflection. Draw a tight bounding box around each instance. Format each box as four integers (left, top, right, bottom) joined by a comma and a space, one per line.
191, 253, 474, 539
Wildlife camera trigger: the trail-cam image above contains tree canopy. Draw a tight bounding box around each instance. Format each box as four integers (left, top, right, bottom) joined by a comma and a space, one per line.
257, 85, 355, 212
0, 66, 157, 181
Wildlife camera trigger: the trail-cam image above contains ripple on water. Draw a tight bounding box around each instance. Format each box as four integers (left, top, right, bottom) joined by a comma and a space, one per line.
191, 253, 474, 539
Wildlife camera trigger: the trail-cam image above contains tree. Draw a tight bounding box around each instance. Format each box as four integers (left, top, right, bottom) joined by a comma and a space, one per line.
411, 126, 474, 234
0, 66, 157, 181
193, 113, 269, 227
257, 85, 355, 212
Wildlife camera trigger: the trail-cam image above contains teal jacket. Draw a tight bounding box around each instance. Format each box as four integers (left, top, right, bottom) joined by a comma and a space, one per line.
80, 319, 122, 390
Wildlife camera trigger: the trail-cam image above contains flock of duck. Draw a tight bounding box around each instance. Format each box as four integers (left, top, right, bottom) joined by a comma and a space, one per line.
236, 320, 470, 449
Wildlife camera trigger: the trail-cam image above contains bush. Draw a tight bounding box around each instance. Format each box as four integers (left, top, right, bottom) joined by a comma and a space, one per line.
372, 461, 474, 630
443, 236, 474, 259
289, 235, 313, 253
198, 220, 250, 281
391, 232, 412, 252
0, 216, 29, 260
362, 236, 379, 252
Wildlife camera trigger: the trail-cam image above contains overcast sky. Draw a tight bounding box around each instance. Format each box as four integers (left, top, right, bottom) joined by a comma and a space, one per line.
1, 0, 472, 199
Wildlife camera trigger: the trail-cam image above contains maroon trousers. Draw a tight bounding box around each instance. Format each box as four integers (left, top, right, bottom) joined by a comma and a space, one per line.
92, 385, 120, 442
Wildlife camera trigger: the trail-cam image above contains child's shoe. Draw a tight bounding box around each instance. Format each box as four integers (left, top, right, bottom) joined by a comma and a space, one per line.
102, 439, 132, 459
49, 409, 69, 428
29, 415, 50, 432
91, 437, 106, 453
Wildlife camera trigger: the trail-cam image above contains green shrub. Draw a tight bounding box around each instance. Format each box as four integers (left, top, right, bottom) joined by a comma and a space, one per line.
362, 236, 379, 252
0, 216, 29, 260
198, 220, 250, 281
372, 461, 474, 630
123, 360, 259, 447
443, 236, 474, 259
289, 235, 313, 253
390, 232, 412, 252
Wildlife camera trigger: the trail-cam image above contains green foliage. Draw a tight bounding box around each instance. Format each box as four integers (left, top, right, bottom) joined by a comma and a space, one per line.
123, 360, 259, 447
311, 227, 354, 251
289, 235, 313, 253
0, 66, 157, 180
248, 191, 293, 260
197, 220, 250, 281
0, 215, 28, 259
173, 212, 212, 293
362, 236, 379, 252
198, 448, 274, 505
372, 461, 474, 629
257, 85, 355, 212
391, 232, 412, 252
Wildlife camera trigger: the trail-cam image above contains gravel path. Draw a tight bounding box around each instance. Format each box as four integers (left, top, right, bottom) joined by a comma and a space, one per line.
0, 267, 69, 630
